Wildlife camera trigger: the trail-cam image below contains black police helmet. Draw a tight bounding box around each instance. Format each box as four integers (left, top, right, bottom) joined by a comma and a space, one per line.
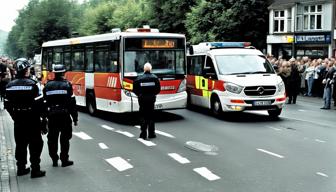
15, 58, 31, 72
52, 64, 66, 73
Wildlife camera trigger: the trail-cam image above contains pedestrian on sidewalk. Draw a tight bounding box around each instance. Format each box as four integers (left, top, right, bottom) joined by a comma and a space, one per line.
321, 62, 335, 109
43, 64, 78, 167
133, 63, 160, 140
4, 58, 47, 178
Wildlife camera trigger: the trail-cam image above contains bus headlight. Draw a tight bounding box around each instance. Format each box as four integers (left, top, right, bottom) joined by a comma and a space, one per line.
224, 82, 243, 94
177, 79, 186, 93
277, 81, 285, 93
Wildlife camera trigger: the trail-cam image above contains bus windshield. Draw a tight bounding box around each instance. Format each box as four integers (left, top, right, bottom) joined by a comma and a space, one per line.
215, 55, 275, 75
124, 38, 185, 77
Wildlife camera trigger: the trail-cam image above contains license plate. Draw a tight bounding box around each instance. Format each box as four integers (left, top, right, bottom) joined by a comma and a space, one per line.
253, 101, 271, 106
155, 104, 163, 109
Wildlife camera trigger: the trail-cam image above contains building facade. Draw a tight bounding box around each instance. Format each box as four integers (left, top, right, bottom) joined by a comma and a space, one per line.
267, 0, 336, 59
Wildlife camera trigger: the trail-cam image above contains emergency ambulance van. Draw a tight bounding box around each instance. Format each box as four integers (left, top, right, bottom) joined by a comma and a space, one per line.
186, 42, 286, 118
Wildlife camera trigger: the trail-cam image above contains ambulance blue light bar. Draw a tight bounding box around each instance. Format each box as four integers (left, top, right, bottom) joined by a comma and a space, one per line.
205, 42, 251, 48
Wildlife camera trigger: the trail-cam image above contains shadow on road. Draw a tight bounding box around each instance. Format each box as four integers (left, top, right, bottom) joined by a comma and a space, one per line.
187, 105, 284, 123
79, 107, 184, 125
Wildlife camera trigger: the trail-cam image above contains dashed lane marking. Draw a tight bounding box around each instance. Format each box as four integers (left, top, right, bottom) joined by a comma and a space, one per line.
316, 172, 329, 178
101, 125, 114, 131
315, 139, 326, 143
115, 130, 134, 138
267, 126, 282, 131
134, 125, 175, 138
193, 167, 220, 181
137, 138, 156, 146
168, 153, 190, 164
73, 132, 93, 140
99, 143, 109, 149
105, 157, 133, 172
257, 148, 284, 159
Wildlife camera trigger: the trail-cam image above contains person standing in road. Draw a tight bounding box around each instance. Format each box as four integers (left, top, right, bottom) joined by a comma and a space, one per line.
4, 58, 47, 178
321, 62, 335, 109
43, 64, 78, 167
133, 63, 161, 140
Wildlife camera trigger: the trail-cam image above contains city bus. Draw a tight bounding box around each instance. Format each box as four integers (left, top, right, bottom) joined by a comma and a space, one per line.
41, 27, 187, 115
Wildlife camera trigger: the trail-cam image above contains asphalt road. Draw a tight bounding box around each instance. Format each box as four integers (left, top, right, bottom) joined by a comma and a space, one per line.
13, 96, 336, 192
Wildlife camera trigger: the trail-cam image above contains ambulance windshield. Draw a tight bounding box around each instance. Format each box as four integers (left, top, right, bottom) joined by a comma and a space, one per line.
215, 55, 275, 75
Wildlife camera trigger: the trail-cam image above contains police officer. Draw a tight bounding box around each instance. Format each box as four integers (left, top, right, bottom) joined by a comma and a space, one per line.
5, 58, 46, 178
133, 63, 160, 140
43, 64, 78, 167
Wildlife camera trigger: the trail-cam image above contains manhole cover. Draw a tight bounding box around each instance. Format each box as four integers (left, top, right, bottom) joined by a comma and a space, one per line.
185, 141, 218, 154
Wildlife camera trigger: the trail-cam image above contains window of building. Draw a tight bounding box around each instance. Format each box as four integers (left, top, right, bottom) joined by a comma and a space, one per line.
303, 5, 322, 30
274, 10, 285, 32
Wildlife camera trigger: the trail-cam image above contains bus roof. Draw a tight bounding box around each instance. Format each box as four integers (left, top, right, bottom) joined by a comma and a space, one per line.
42, 32, 185, 47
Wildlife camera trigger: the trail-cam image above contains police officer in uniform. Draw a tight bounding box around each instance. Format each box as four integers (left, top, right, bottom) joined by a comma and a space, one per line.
5, 58, 46, 178
43, 64, 78, 167
133, 63, 160, 140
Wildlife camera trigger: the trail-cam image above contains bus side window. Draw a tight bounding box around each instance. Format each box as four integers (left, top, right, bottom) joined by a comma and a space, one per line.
85, 46, 94, 72
110, 40, 119, 73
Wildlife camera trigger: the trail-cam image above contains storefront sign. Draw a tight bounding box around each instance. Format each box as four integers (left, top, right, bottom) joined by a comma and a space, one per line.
295, 33, 331, 44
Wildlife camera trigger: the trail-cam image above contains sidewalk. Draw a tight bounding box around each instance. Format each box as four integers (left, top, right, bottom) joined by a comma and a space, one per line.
0, 104, 18, 192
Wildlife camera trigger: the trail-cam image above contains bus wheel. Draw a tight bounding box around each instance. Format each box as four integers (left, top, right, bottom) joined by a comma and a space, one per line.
87, 94, 97, 116
268, 108, 282, 119
211, 97, 222, 116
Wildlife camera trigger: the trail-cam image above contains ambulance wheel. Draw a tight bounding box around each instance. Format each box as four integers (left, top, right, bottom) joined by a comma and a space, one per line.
211, 97, 222, 116
268, 108, 282, 119
87, 94, 97, 116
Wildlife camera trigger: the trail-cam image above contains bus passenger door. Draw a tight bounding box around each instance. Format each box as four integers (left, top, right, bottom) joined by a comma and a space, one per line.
199, 56, 217, 108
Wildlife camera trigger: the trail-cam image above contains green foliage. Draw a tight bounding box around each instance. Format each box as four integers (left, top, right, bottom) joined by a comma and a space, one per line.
148, 0, 198, 35
186, 0, 269, 49
0, 30, 8, 55
4, 0, 270, 58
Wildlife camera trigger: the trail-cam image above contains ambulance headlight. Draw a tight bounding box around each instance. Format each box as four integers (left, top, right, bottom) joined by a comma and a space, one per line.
277, 81, 285, 93
224, 82, 243, 94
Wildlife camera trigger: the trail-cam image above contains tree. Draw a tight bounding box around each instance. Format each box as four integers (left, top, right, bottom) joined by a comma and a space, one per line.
148, 0, 198, 35
186, 0, 269, 49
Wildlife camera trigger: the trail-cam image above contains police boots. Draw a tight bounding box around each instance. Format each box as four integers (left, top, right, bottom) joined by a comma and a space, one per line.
62, 160, 74, 167
17, 167, 30, 176
31, 170, 46, 178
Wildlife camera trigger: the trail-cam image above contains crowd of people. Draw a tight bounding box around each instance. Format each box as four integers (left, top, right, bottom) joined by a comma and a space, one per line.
267, 55, 336, 109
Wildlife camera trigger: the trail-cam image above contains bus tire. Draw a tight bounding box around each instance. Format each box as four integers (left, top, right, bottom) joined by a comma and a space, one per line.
211, 95, 222, 116
86, 93, 97, 116
268, 108, 282, 119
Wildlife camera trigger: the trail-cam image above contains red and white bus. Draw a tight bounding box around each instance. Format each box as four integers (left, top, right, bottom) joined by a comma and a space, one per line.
41, 27, 187, 114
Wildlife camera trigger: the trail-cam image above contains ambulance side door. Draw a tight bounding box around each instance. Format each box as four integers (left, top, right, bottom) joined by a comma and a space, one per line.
199, 55, 218, 108
187, 55, 205, 106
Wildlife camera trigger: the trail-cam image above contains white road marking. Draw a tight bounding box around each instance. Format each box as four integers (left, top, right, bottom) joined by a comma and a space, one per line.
134, 125, 175, 138
168, 153, 190, 164
137, 138, 156, 146
99, 143, 109, 149
155, 130, 175, 138
257, 148, 284, 159
316, 172, 329, 178
115, 130, 134, 138
73, 132, 93, 140
105, 157, 133, 172
193, 167, 220, 181
315, 139, 326, 143
298, 109, 306, 112
101, 125, 114, 131
267, 126, 282, 131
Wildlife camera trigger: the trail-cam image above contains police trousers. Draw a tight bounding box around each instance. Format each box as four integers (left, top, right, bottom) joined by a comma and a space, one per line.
14, 119, 43, 171
139, 101, 155, 135
47, 115, 72, 162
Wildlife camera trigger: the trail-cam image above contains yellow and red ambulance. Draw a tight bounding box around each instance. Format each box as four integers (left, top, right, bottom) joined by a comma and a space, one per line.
187, 42, 286, 118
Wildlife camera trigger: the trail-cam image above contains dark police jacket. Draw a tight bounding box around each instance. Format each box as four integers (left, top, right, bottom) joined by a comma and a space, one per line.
5, 77, 44, 122
43, 78, 78, 122
133, 72, 160, 103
